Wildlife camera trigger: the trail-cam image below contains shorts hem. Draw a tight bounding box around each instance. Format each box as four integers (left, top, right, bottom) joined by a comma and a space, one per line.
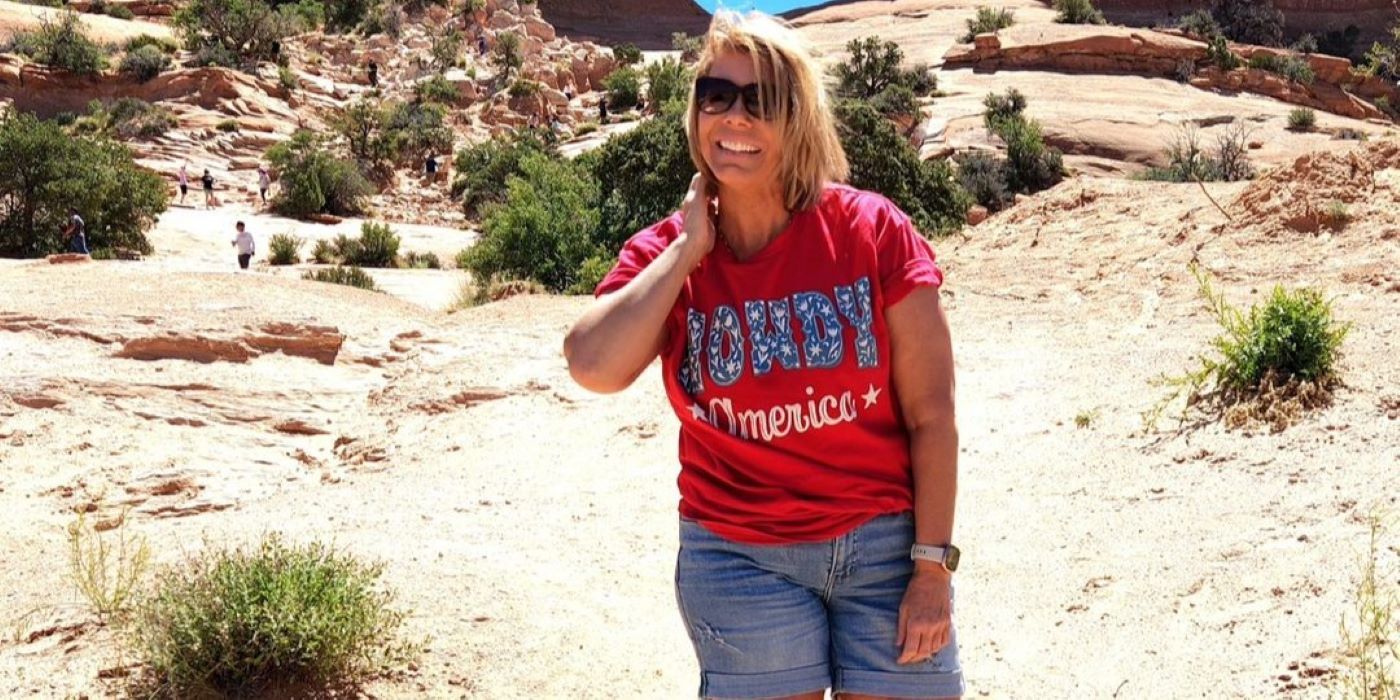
701, 663, 830, 699
833, 667, 964, 698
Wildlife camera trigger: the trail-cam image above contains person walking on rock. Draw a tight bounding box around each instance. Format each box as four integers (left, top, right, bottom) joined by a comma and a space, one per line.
231, 221, 254, 270
565, 11, 964, 700
258, 166, 272, 205
202, 169, 216, 209
598, 95, 609, 124
177, 164, 189, 204
367, 61, 379, 88
63, 207, 88, 255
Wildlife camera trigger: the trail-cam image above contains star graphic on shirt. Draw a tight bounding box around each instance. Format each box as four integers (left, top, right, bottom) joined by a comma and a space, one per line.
689, 404, 707, 423
861, 384, 882, 409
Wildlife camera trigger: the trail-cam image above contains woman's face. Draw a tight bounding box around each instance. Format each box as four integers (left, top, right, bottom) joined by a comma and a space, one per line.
696, 51, 782, 196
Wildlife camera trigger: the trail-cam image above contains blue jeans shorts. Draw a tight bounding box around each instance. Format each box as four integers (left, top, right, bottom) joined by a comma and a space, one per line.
675, 512, 963, 699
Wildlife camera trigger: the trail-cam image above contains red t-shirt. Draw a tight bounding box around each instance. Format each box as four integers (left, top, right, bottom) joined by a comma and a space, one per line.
596, 184, 943, 544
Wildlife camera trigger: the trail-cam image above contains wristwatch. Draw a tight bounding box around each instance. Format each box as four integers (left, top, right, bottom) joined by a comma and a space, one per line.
910, 543, 961, 573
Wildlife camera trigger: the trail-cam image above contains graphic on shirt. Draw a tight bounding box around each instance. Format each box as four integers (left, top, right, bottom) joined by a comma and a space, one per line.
678, 275, 880, 443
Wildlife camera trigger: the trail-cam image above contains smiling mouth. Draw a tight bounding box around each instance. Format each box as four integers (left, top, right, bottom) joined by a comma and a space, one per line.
717, 140, 761, 154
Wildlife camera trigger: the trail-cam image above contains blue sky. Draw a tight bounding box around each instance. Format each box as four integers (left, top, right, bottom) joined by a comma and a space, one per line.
694, 0, 825, 14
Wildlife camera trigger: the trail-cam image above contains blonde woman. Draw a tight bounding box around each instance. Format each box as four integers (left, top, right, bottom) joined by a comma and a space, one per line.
565, 11, 962, 699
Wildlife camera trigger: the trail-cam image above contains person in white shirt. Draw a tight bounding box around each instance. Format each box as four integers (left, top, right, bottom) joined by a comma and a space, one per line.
258, 166, 272, 205
231, 221, 255, 270
177, 165, 189, 204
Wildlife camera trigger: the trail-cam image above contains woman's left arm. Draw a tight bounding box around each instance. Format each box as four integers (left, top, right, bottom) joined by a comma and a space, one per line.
886, 285, 958, 665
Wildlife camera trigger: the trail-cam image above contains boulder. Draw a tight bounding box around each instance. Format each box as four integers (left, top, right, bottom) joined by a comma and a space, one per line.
524, 16, 556, 42
966, 206, 989, 226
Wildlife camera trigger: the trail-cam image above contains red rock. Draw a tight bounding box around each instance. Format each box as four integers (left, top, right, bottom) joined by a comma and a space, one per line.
47, 253, 90, 264
967, 206, 990, 226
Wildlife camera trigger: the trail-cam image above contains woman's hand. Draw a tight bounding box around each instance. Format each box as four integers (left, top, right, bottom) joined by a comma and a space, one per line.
896, 568, 953, 664
677, 173, 716, 267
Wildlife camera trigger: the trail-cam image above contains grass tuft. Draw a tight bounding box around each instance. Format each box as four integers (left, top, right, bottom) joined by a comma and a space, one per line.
1334, 514, 1398, 699
303, 265, 379, 291
68, 509, 149, 622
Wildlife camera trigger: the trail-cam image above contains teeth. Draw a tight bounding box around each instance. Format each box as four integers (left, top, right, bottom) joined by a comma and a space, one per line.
720, 140, 759, 153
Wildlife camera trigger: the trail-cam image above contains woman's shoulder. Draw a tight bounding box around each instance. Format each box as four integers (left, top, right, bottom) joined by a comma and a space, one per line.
814, 184, 910, 231
618, 211, 685, 255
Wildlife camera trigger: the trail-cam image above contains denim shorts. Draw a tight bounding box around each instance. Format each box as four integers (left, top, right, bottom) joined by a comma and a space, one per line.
675, 512, 963, 699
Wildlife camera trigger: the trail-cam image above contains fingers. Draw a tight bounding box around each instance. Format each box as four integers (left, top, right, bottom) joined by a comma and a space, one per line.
897, 618, 951, 665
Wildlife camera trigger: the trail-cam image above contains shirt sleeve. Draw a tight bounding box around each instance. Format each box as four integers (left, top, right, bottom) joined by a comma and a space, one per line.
873, 198, 943, 308
594, 215, 682, 298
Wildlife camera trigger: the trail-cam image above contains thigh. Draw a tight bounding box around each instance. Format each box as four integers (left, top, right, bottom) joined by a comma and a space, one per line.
828, 513, 963, 699
675, 519, 832, 699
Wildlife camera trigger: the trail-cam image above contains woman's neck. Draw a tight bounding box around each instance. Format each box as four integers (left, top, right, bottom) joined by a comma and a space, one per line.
717, 183, 789, 260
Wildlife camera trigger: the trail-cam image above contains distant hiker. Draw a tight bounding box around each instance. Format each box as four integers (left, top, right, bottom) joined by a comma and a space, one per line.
367, 61, 379, 88
528, 112, 540, 130
177, 165, 189, 204
63, 208, 88, 255
598, 95, 609, 124
231, 221, 254, 270
477, 35, 488, 56
258, 166, 271, 205
424, 154, 439, 182
201, 169, 216, 208
564, 86, 574, 101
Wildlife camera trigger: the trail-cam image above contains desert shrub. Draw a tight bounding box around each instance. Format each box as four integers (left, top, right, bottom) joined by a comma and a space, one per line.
587, 101, 691, 251
1247, 53, 1315, 84
492, 31, 523, 75
1053, 0, 1105, 25
870, 83, 918, 121
836, 99, 971, 236
1175, 58, 1198, 82
1178, 9, 1221, 40
603, 66, 641, 111
451, 276, 547, 309
671, 31, 702, 62
507, 77, 540, 99
381, 101, 453, 165
451, 129, 552, 218
1318, 24, 1361, 61
1142, 124, 1254, 182
267, 232, 301, 264
644, 56, 691, 110
458, 152, 600, 292
961, 6, 1014, 42
310, 238, 335, 263
831, 37, 940, 102
124, 34, 178, 54
1290, 33, 1318, 54
1211, 0, 1284, 47
1322, 200, 1350, 229
1206, 35, 1242, 70
429, 27, 461, 72
612, 42, 642, 66
68, 510, 149, 621
957, 151, 1011, 211
80, 98, 178, 139
414, 73, 457, 105
401, 250, 440, 269
1361, 21, 1400, 81
265, 130, 372, 218
573, 121, 599, 136
347, 220, 399, 267
358, 1, 403, 37
174, 0, 310, 67
1147, 264, 1349, 431
131, 535, 414, 696
982, 88, 1027, 125
990, 112, 1064, 194
1334, 127, 1367, 141
330, 233, 359, 261
323, 0, 370, 32
105, 4, 134, 19
0, 113, 167, 257
278, 65, 297, 90
8, 12, 109, 76
1286, 107, 1316, 131
120, 44, 171, 82
302, 265, 378, 290
1334, 515, 1399, 700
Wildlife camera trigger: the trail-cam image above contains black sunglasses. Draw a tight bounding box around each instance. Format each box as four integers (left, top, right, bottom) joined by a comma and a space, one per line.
694, 76, 783, 120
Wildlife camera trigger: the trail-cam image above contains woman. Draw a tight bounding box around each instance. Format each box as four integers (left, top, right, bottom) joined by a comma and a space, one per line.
564, 11, 961, 700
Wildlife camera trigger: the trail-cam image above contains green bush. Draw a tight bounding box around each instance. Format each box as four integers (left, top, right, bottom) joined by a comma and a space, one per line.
278, 65, 297, 90
401, 250, 441, 269
992, 114, 1064, 194
671, 31, 702, 62
603, 66, 641, 111
452, 129, 553, 218
1211, 0, 1283, 47
1248, 53, 1315, 84
267, 232, 301, 264
380, 101, 453, 165
302, 265, 379, 290
266, 130, 373, 218
458, 152, 600, 292
1178, 9, 1222, 40
174, 0, 310, 67
310, 238, 336, 263
587, 101, 691, 252
492, 31, 523, 75
836, 99, 971, 236
414, 73, 458, 105
1287, 107, 1317, 131
962, 6, 1015, 42
871, 83, 918, 121
0, 113, 167, 257
124, 34, 179, 53
644, 56, 691, 110
833, 36, 939, 100
571, 253, 613, 295
347, 220, 399, 267
323, 0, 370, 32
982, 88, 1026, 125
105, 4, 134, 19
957, 152, 1010, 211
613, 42, 642, 65
507, 78, 540, 98
1206, 35, 1242, 70
429, 27, 461, 72
72, 98, 177, 139
119, 44, 170, 82
216, 118, 239, 132
8, 12, 110, 76
131, 536, 413, 696
1053, 0, 1105, 25
1361, 21, 1400, 81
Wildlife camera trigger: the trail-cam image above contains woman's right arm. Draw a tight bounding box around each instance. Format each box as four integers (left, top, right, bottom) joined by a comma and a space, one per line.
563, 175, 714, 394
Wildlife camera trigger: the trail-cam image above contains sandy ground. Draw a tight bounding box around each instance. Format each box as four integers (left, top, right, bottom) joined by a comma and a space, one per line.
0, 0, 172, 44
2, 151, 1398, 697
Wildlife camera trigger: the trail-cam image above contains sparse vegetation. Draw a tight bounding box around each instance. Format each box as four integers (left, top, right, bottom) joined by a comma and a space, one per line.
7, 11, 110, 76
492, 31, 523, 75
1147, 264, 1349, 431
71, 98, 178, 140
831, 36, 940, 108
120, 44, 171, 82
1247, 52, 1314, 84
174, 0, 312, 67
1286, 107, 1316, 131
124, 34, 180, 54
961, 6, 1015, 43
265, 130, 373, 218
612, 42, 642, 66
310, 238, 335, 264
1323, 200, 1351, 229
1142, 124, 1254, 182
1334, 127, 1367, 141
216, 118, 240, 133
956, 151, 1010, 212
0, 112, 168, 257
1206, 35, 1242, 71
452, 129, 553, 218
1361, 19, 1400, 81
981, 89, 1065, 197
401, 250, 441, 269
414, 73, 458, 105
1177, 9, 1222, 41
603, 66, 641, 111
346, 220, 399, 268
267, 232, 302, 264
302, 265, 379, 290
1073, 408, 1100, 428
429, 27, 462, 72
1175, 58, 1198, 82
131, 535, 415, 696
278, 65, 297, 90
1053, 0, 1105, 25
644, 56, 691, 111
68, 510, 149, 621
1334, 514, 1398, 699
671, 32, 702, 63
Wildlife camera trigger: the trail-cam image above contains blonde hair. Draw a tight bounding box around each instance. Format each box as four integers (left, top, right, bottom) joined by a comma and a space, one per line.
686, 10, 849, 212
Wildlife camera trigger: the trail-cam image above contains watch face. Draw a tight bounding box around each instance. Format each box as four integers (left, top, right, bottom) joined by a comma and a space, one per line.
945, 545, 961, 572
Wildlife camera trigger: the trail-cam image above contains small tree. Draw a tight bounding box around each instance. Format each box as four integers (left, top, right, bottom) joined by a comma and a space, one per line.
603, 66, 641, 111
671, 32, 702, 62
1361, 20, 1400, 80
1053, 0, 1106, 25
120, 44, 172, 82
429, 28, 462, 72
1210, 0, 1284, 47
451, 130, 553, 218
265, 130, 372, 218
587, 101, 691, 252
834, 36, 905, 99
174, 0, 308, 67
961, 6, 1015, 42
613, 42, 642, 66
492, 31, 523, 75
8, 12, 109, 76
644, 56, 691, 110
